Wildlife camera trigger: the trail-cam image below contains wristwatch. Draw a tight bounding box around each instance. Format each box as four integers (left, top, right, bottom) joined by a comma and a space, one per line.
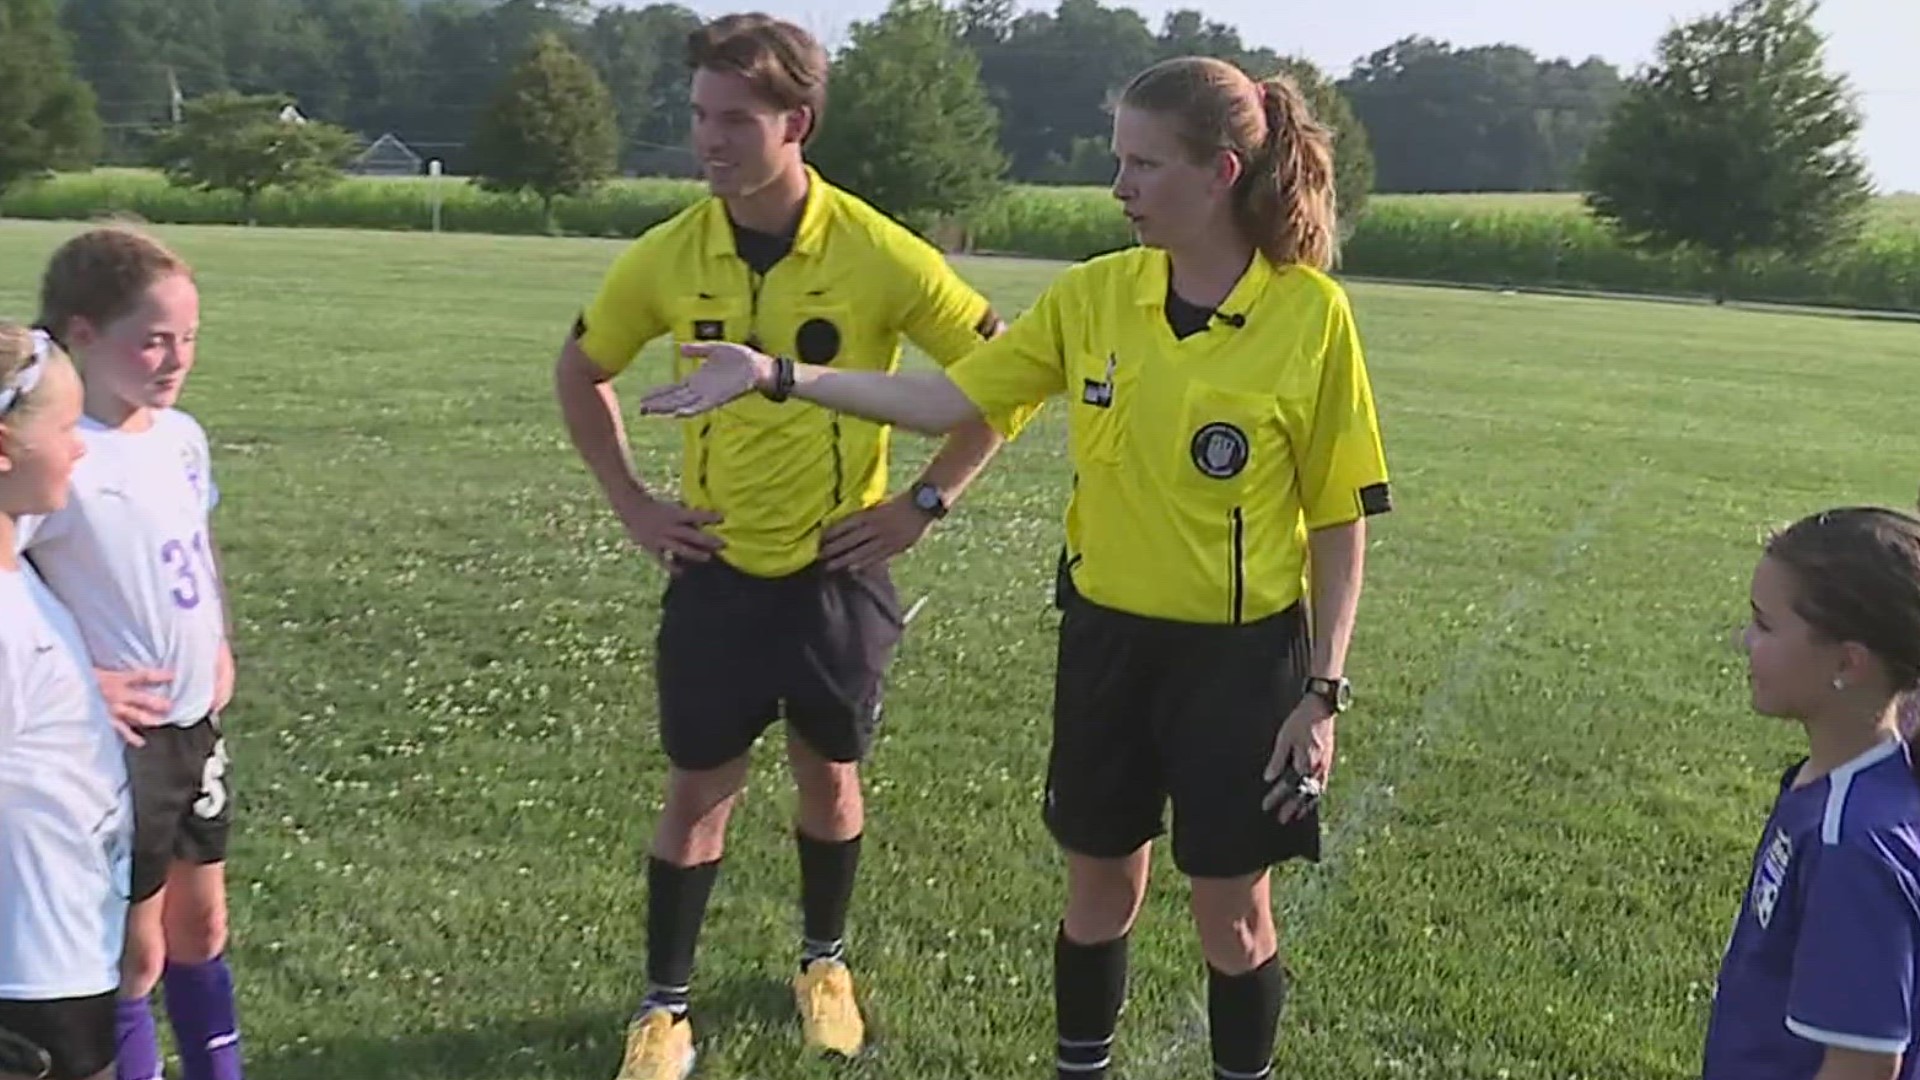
1304, 675, 1352, 713
763, 355, 797, 402
908, 480, 949, 519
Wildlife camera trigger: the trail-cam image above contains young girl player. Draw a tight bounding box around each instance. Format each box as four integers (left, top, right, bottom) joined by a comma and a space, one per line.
0, 321, 131, 1080
1706, 506, 1920, 1080
21, 228, 244, 1080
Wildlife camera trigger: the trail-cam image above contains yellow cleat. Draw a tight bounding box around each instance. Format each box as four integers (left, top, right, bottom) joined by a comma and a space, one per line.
794, 958, 866, 1057
613, 1008, 695, 1080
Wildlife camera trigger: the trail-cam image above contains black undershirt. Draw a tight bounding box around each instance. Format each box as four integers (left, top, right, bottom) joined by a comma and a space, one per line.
733, 221, 796, 276
1164, 285, 1219, 340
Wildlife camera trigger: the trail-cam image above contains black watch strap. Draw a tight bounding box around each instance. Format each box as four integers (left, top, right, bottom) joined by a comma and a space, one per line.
1305, 675, 1352, 712
909, 480, 949, 519
764, 355, 796, 402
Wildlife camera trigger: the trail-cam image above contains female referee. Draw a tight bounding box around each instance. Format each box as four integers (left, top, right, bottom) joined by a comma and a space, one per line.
638, 55, 1391, 1080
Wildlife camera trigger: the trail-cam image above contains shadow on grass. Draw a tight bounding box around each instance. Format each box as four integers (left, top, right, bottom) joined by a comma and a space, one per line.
244, 973, 800, 1080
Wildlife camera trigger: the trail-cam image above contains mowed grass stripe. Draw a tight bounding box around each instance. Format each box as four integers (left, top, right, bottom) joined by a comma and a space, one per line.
0, 220, 1915, 1080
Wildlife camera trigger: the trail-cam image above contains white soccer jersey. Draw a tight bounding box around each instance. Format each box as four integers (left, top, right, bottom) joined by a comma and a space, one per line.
18, 410, 225, 726
0, 562, 132, 1001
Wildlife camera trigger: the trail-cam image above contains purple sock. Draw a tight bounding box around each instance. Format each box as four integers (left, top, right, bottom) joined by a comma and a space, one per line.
162, 955, 244, 1080
114, 995, 163, 1080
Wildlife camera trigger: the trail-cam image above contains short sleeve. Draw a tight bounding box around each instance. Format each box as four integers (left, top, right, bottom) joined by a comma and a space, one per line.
1785, 839, 1917, 1055
1296, 291, 1391, 529
889, 233, 998, 368
575, 232, 672, 377
943, 282, 1070, 440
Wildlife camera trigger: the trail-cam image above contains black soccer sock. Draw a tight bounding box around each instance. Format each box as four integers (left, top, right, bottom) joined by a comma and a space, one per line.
1055, 925, 1128, 1079
1207, 955, 1287, 1080
797, 830, 861, 968
642, 855, 721, 1017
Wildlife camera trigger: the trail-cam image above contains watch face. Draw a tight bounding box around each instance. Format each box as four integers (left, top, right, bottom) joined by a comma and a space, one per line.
1311, 678, 1351, 710
915, 485, 942, 512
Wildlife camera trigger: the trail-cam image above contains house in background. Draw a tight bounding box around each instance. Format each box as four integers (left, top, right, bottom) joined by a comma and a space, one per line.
351, 133, 425, 177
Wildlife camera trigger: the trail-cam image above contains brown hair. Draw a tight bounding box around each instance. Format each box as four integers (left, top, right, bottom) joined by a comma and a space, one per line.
1119, 57, 1338, 270
1766, 507, 1920, 696
686, 13, 829, 143
37, 225, 193, 347
0, 322, 73, 422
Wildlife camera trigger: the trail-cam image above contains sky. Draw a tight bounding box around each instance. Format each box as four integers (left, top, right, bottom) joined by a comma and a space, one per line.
650, 0, 1919, 193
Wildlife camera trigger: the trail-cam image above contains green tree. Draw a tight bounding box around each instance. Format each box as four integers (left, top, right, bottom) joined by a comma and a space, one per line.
580, 3, 703, 174
62, 0, 227, 117
809, 0, 1006, 228
1340, 36, 1622, 192
0, 0, 101, 195
150, 91, 359, 222
470, 31, 619, 229
1583, 0, 1871, 285
970, 0, 1159, 179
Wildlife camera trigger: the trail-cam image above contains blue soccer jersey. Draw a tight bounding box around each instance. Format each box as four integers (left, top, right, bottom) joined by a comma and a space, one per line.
1704, 736, 1920, 1079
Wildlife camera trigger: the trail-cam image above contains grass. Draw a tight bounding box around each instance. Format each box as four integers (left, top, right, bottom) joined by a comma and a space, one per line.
2, 218, 1918, 1079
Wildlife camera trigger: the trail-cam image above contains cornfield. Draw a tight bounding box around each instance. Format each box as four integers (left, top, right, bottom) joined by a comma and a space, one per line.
4, 171, 1916, 312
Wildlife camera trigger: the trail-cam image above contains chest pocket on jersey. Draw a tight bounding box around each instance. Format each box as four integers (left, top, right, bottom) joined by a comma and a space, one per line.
1068, 348, 1132, 466
782, 299, 867, 370
1176, 381, 1280, 501
669, 296, 752, 376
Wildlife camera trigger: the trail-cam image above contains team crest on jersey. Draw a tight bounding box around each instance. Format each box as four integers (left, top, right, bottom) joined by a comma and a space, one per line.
1190, 422, 1250, 479
1750, 828, 1793, 928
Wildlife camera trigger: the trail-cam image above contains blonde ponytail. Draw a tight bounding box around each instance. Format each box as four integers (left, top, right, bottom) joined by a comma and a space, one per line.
1241, 75, 1337, 271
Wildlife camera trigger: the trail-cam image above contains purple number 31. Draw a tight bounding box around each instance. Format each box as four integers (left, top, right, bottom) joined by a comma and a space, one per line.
162, 533, 215, 610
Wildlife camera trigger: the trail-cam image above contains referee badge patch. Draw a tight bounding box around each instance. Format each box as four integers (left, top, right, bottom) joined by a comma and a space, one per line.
693, 319, 726, 341
1190, 422, 1250, 479
796, 317, 841, 364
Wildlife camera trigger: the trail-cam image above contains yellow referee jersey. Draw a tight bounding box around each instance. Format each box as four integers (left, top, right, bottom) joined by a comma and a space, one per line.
948, 248, 1390, 625
575, 167, 999, 577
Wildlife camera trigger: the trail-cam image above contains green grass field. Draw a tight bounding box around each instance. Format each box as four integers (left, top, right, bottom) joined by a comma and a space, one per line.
2, 218, 1917, 1079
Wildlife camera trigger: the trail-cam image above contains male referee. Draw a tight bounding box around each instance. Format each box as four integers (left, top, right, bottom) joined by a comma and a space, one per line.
551, 13, 1008, 1080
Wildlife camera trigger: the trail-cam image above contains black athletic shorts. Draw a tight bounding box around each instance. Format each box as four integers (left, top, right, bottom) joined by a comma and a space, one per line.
655, 558, 903, 771
1044, 581, 1319, 879
0, 992, 115, 1079
128, 717, 231, 904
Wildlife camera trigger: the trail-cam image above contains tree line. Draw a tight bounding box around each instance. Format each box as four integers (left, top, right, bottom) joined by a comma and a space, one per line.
2, 0, 1874, 283
31, 0, 1623, 193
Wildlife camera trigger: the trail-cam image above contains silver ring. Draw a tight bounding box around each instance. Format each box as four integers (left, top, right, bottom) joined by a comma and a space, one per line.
1295, 776, 1324, 799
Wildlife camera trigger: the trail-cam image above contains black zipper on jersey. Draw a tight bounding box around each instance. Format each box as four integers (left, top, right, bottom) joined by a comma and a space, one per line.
699, 264, 765, 506
1228, 506, 1246, 624
829, 417, 844, 508
696, 419, 712, 496
736, 254, 844, 526
745, 267, 766, 350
